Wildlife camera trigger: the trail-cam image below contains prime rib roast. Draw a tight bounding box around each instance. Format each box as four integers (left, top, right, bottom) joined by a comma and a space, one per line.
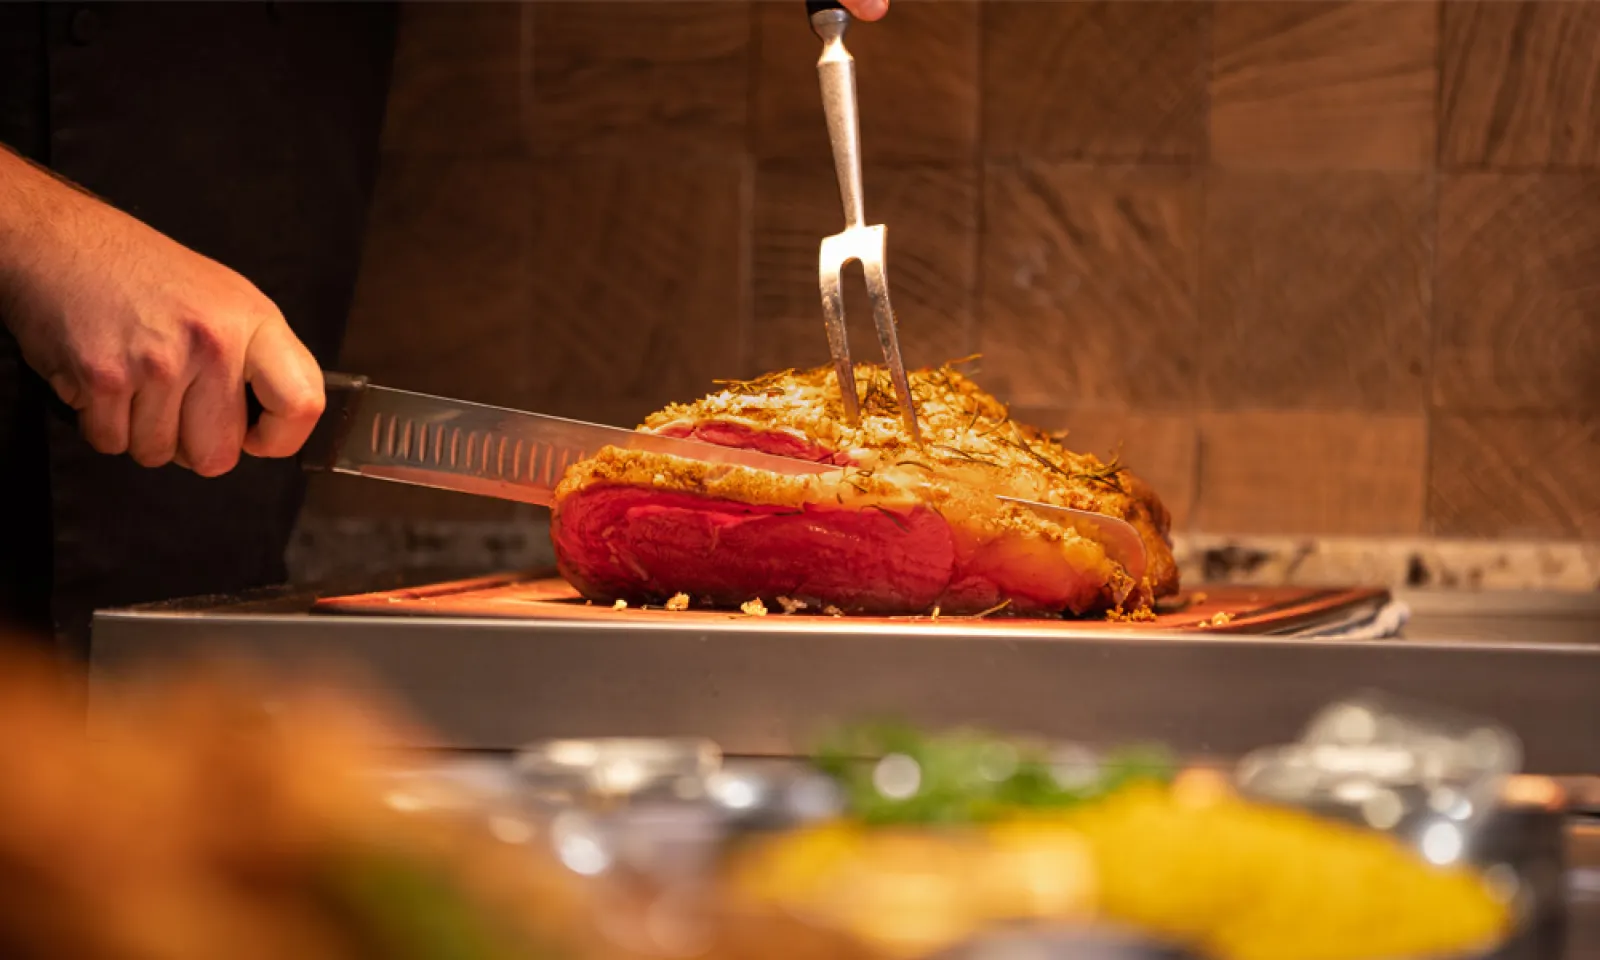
550, 362, 1178, 618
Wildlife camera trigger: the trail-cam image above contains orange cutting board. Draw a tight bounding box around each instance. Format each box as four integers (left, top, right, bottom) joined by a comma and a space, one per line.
312, 574, 1392, 635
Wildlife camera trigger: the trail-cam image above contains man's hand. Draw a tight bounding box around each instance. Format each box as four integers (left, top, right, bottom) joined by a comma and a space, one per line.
0, 149, 323, 477
840, 0, 888, 20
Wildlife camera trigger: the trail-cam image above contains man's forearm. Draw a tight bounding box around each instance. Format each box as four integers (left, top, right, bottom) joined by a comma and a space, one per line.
0, 146, 101, 324
0, 147, 56, 317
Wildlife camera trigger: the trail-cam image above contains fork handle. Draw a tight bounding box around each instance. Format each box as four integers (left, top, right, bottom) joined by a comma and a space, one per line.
809, 1, 864, 228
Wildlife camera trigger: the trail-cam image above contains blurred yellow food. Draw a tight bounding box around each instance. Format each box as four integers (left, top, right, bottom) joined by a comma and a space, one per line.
730, 782, 1512, 960
1061, 782, 1511, 960
976, 821, 1099, 921
728, 822, 1097, 957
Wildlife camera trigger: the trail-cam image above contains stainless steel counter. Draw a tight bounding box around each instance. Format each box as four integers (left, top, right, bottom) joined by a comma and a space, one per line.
1400, 590, 1600, 645
89, 582, 1600, 773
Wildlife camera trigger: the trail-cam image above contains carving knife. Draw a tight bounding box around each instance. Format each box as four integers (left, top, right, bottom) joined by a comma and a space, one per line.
296, 373, 835, 505
295, 373, 1149, 584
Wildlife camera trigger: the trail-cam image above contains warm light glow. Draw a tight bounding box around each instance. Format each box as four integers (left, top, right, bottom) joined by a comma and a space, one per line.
873, 753, 921, 799
1420, 821, 1465, 866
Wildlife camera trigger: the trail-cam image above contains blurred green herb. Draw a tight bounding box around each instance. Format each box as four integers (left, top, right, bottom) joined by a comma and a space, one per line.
812, 720, 1175, 826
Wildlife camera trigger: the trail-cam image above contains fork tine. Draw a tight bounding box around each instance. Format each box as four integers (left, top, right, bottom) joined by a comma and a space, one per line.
860, 235, 920, 443
818, 236, 861, 424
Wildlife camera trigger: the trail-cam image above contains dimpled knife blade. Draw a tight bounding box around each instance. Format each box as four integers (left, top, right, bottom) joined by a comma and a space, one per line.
298, 374, 837, 507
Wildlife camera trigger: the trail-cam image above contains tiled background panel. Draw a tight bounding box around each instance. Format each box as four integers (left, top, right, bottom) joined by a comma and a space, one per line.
1429, 414, 1600, 539
1199, 171, 1432, 412
303, 472, 525, 522
979, 163, 1202, 410
1439, 1, 1600, 170
379, 0, 527, 157
1210, 1, 1437, 172
523, 158, 749, 427
1433, 173, 1600, 415
1195, 411, 1429, 536
303, 0, 1600, 543
981, 1, 1210, 162
528, 2, 750, 158
336, 154, 534, 408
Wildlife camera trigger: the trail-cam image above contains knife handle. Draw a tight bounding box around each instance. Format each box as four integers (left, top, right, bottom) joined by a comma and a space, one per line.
321, 371, 370, 394
245, 371, 365, 451
298, 371, 368, 471
44, 370, 366, 469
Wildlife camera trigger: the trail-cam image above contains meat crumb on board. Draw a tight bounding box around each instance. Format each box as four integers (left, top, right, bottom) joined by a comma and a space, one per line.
1105, 605, 1157, 623
1196, 611, 1233, 628
775, 596, 807, 614
612, 599, 628, 611
665, 593, 690, 612
741, 598, 768, 617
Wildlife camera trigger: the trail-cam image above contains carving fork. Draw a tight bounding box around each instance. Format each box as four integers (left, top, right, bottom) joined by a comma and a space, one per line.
807, 0, 921, 442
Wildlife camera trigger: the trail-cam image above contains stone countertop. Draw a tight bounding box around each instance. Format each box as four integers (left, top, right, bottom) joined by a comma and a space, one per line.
1175, 535, 1600, 595
288, 515, 1600, 599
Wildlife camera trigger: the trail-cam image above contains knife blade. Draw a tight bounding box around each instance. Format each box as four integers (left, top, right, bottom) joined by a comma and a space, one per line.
299, 373, 1148, 584
298, 372, 837, 507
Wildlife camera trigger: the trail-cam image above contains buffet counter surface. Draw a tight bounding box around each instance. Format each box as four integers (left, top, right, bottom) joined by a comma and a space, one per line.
90, 577, 1600, 772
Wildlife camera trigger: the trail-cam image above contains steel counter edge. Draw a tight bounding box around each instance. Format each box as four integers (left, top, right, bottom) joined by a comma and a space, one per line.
88, 604, 1600, 774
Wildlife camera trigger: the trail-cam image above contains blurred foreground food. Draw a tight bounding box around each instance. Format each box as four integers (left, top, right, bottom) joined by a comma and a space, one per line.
0, 644, 1518, 960
0, 650, 591, 960
0, 646, 882, 960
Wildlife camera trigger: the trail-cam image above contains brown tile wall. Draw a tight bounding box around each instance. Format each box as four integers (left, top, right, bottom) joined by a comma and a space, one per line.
305, 0, 1600, 540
